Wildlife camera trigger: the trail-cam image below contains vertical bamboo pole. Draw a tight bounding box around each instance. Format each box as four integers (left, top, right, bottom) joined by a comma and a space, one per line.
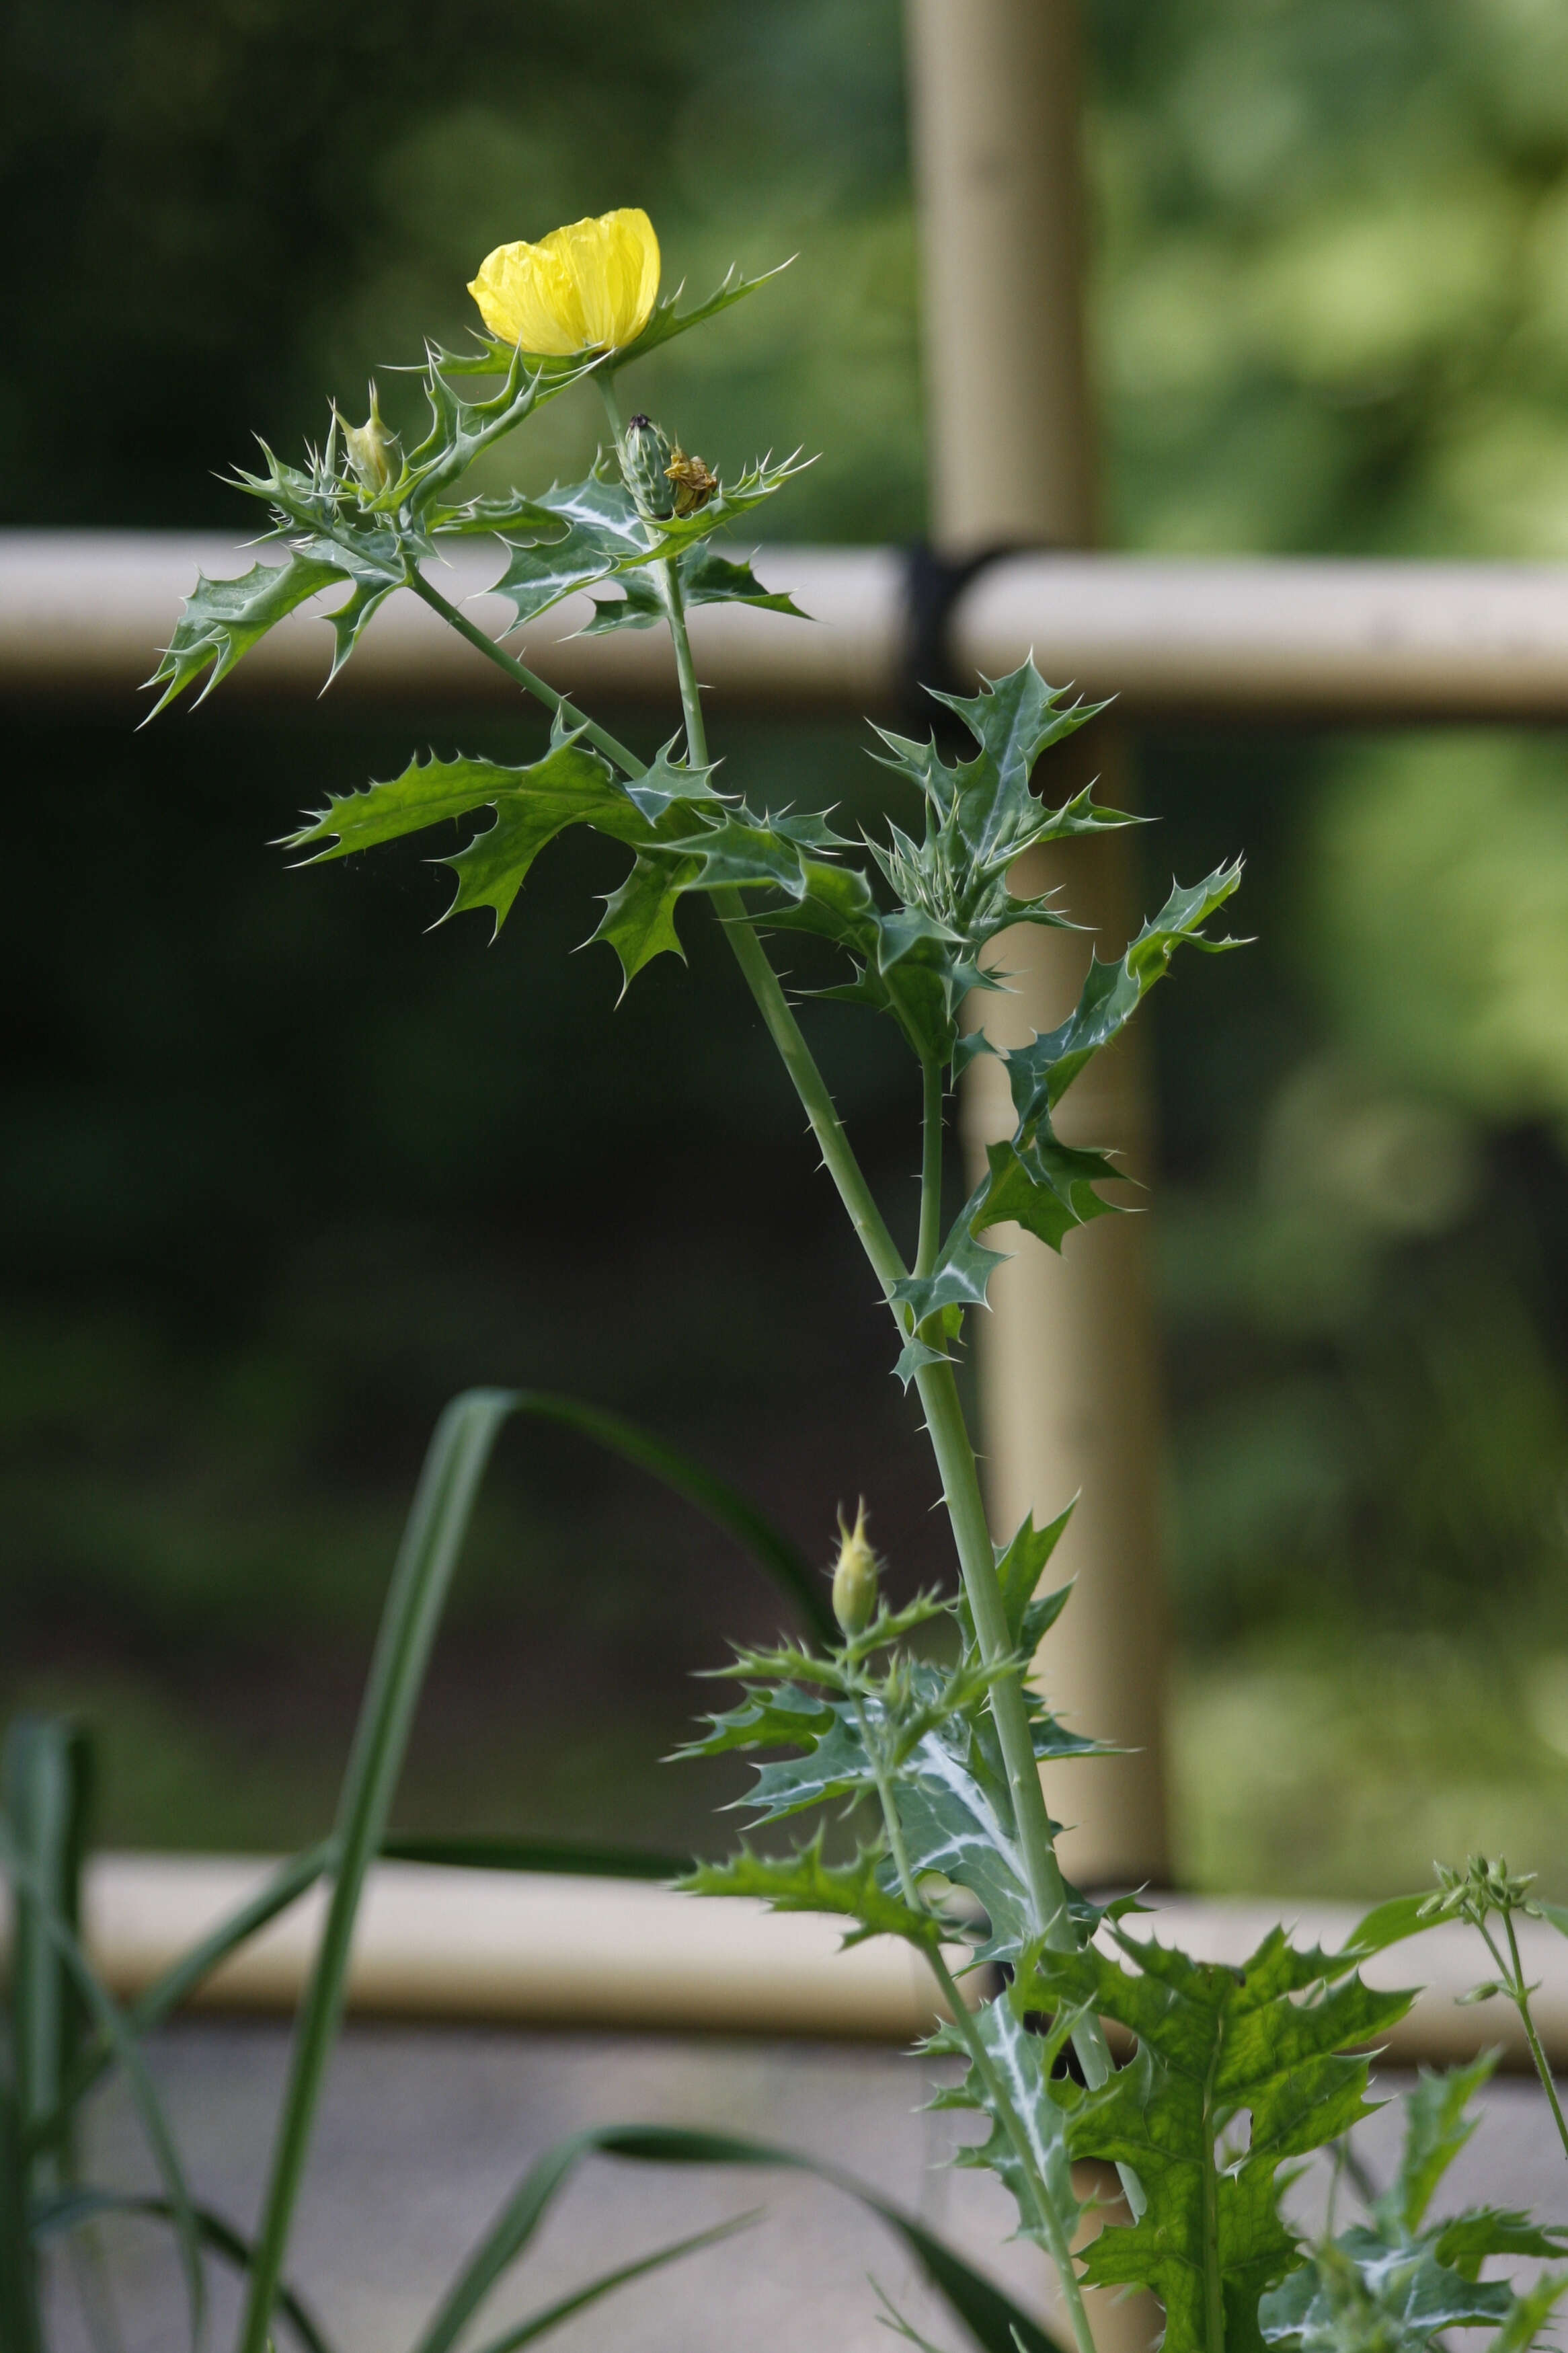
904, 0, 1171, 1896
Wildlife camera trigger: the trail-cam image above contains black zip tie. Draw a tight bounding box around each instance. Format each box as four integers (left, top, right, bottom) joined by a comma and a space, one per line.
901, 539, 1039, 728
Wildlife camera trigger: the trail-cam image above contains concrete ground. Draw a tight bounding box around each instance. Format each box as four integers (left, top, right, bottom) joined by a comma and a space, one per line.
41, 2022, 1568, 2353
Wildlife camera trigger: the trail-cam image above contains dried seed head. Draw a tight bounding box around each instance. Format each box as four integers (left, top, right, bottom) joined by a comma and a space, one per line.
832, 1498, 879, 1637
665, 446, 718, 516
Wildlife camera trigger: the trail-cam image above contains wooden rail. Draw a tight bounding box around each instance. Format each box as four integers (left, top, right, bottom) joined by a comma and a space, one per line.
5, 531, 1568, 722
4, 1857, 1560, 2063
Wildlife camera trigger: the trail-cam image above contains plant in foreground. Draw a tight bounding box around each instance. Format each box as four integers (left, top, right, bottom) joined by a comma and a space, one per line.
6, 203, 1568, 2352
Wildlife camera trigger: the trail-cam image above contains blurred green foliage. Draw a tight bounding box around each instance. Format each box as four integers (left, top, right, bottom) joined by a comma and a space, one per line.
7, 0, 1568, 1890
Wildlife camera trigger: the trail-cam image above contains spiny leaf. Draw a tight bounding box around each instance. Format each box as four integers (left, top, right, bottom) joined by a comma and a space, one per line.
586, 543, 809, 633
1264, 2064, 1568, 2353
674, 1682, 838, 1763
145, 552, 348, 713
997, 1508, 1075, 1656
1021, 1923, 1415, 2353
681, 1833, 941, 1950
396, 347, 591, 522
590, 849, 705, 989
280, 734, 726, 954
613, 256, 795, 364
978, 1120, 1123, 1256
1260, 2234, 1514, 2353
931, 857, 1247, 1288
1380, 2054, 1497, 2237
894, 1722, 1039, 1966
492, 471, 648, 627
618, 738, 724, 822
919, 664, 1111, 865
1001, 862, 1247, 1128
927, 1984, 1084, 2256
890, 1182, 1009, 1333
491, 454, 807, 631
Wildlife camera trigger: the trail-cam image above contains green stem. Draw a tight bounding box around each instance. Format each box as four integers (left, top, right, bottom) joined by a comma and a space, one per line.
655, 550, 909, 1297
642, 498, 1123, 2121
656, 555, 711, 773
1501, 1912, 1568, 2166
916, 1060, 944, 1280
405, 571, 648, 781
408, 445, 1119, 2106
914, 1360, 1072, 1944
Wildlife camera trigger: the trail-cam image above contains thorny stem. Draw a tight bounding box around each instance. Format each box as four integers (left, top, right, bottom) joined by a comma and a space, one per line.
405, 571, 649, 781
1489, 1912, 1568, 2167
916, 1060, 944, 1280
856, 1692, 1099, 2353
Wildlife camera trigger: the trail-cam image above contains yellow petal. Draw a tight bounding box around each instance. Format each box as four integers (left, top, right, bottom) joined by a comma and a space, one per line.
467, 208, 660, 355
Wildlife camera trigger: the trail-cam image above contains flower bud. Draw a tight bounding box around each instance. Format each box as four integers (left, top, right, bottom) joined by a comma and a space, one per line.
340, 383, 400, 498
665, 445, 718, 516
623, 413, 676, 518
832, 1500, 879, 1637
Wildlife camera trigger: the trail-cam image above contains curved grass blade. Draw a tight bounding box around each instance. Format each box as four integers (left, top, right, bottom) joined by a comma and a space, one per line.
0, 1817, 205, 2348
32, 2189, 334, 2353
506, 1390, 830, 1644
415, 2119, 1062, 2353
239, 1381, 828, 2353
463, 2210, 758, 2353
381, 1835, 690, 1879
592, 2126, 1066, 2353
412, 2127, 604, 2353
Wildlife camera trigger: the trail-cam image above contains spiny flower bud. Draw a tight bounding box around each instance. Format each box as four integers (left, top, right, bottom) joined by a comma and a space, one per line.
623, 413, 676, 518
338, 383, 400, 498
832, 1499, 879, 1637
665, 445, 718, 516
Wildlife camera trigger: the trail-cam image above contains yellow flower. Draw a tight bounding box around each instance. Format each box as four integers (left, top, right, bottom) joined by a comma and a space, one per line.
467, 208, 660, 356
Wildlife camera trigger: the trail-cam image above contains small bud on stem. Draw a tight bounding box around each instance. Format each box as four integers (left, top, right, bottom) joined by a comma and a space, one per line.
832, 1498, 879, 1637
338, 382, 400, 498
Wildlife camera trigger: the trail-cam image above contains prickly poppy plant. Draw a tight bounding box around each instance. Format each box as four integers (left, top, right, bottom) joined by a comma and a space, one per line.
5, 210, 1568, 2353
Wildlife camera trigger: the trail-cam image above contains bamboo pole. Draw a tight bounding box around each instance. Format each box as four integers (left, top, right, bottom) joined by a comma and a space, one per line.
904, 0, 1170, 1900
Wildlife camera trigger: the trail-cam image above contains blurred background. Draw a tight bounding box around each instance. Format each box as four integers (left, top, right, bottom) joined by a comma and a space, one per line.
7, 0, 1568, 1896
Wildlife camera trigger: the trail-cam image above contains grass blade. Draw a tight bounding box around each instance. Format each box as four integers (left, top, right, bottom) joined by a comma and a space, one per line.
592, 2126, 1067, 2353
236, 1388, 518, 2353
463, 2211, 758, 2353
239, 1380, 829, 2353
0, 2082, 44, 2353
0, 1816, 206, 2348
380, 1835, 689, 1878
505, 1391, 831, 1644
411, 2128, 600, 2353
416, 2120, 1063, 2353
33, 2188, 336, 2353
25, 1841, 336, 2165
3, 1715, 93, 2157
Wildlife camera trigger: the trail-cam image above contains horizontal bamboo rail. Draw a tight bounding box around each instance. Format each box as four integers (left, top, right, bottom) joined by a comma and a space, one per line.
7, 531, 1568, 722
2, 1857, 1563, 2062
